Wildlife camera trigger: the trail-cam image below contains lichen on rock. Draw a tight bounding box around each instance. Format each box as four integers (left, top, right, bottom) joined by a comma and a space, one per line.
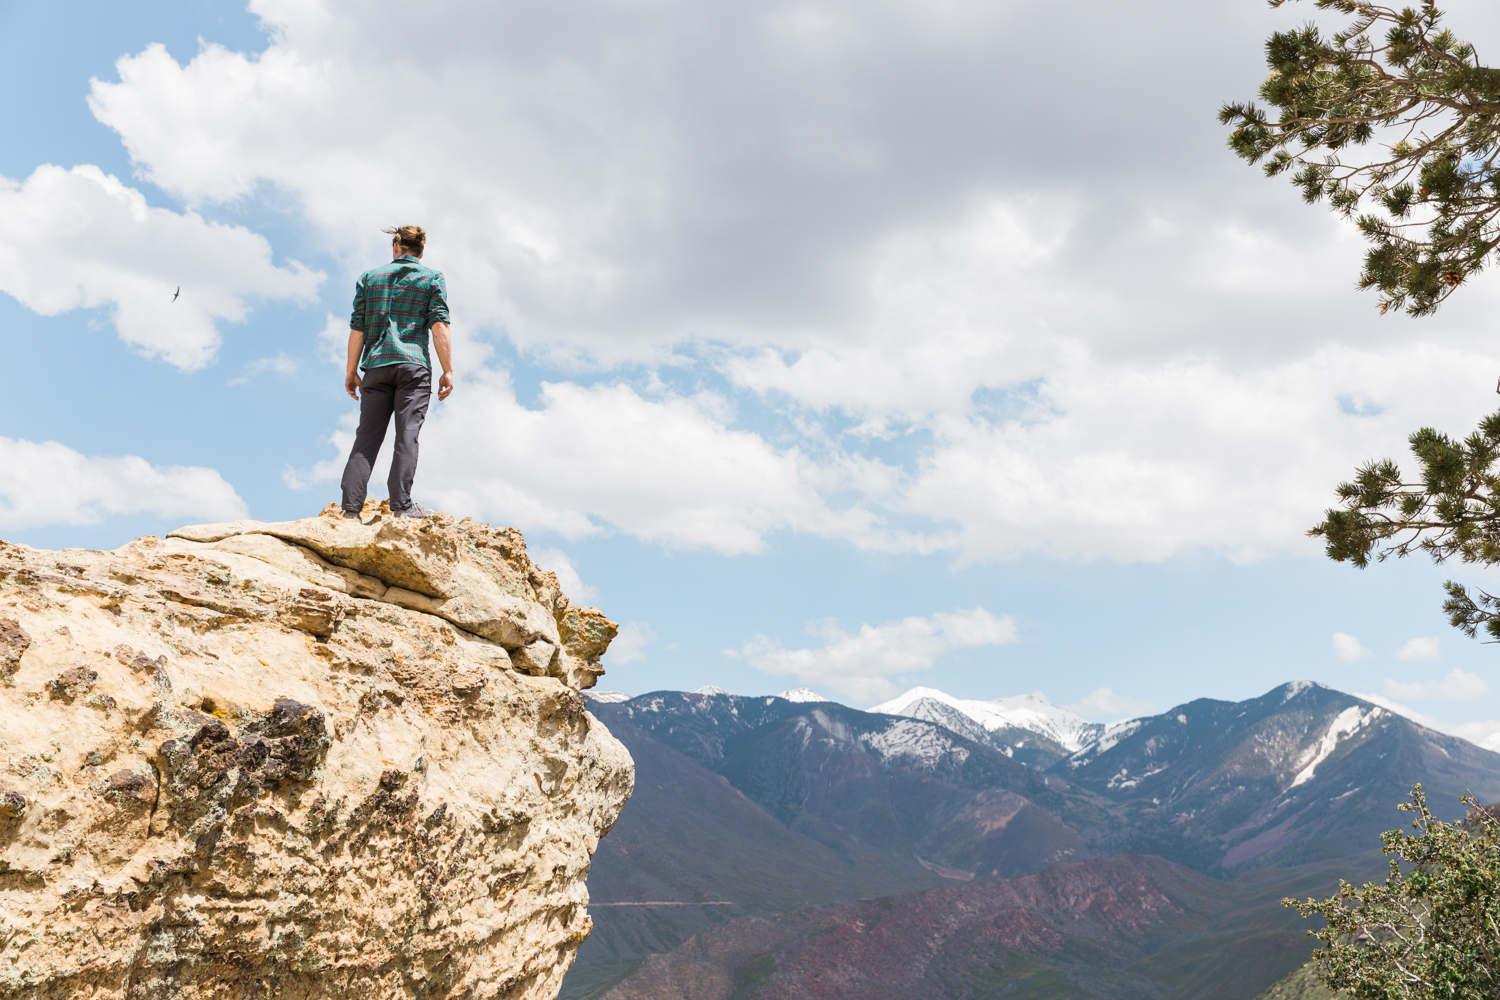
0, 504, 634, 999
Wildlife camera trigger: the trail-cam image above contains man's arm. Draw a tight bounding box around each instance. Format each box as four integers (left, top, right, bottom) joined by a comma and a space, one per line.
432, 322, 454, 401
346, 272, 367, 400
345, 329, 364, 399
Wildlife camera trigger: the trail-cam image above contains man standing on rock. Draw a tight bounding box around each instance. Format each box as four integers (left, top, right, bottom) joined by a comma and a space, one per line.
339, 225, 454, 520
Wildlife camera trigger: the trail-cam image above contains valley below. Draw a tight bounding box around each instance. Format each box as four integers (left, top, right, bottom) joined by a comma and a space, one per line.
563, 681, 1500, 1000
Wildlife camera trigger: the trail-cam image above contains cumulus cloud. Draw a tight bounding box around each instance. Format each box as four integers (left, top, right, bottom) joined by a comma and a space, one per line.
1062, 688, 1155, 722
287, 369, 884, 553
0, 164, 320, 370
70, 0, 1500, 560
283, 410, 360, 493
1331, 633, 1373, 665
730, 606, 1018, 704
282, 347, 1480, 559
1395, 636, 1442, 662
88, 0, 1500, 362
1384, 669, 1489, 701
315, 313, 350, 366
0, 436, 246, 530
606, 623, 656, 665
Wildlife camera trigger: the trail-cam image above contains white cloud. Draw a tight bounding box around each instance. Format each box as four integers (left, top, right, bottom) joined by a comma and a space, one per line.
69, 0, 1500, 562
1062, 688, 1155, 722
530, 547, 598, 604
1383, 669, 1489, 701
92, 0, 1400, 363
1331, 633, 1372, 665
316, 313, 350, 366
606, 623, 656, 665
0, 436, 247, 530
283, 343, 1474, 561
285, 369, 885, 554
0, 164, 321, 370
1395, 637, 1442, 662
283, 411, 358, 492
729, 606, 1018, 704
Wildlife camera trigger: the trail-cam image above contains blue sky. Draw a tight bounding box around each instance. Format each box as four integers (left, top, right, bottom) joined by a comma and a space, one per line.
5, 0, 1500, 739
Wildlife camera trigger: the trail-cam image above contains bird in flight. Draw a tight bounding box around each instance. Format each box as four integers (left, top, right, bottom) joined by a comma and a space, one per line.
171, 286, 180, 302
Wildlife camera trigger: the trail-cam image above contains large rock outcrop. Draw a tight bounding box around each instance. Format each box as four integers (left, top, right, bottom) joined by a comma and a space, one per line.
0, 503, 634, 999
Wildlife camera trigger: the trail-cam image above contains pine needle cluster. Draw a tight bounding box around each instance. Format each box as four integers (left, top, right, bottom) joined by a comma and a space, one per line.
1220, 1, 1500, 315
1286, 786, 1500, 999
1310, 409, 1500, 640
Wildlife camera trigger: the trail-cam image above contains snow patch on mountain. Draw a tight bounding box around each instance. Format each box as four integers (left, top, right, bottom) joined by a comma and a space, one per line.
586, 690, 631, 703
863, 718, 970, 769
776, 687, 828, 703
1106, 763, 1168, 790
887, 697, 991, 742
872, 686, 1104, 751
694, 685, 731, 697
1067, 719, 1145, 769
1289, 705, 1382, 788
1281, 680, 1319, 703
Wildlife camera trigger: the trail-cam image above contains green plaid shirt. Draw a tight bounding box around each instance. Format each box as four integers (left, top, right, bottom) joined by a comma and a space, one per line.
350, 256, 450, 369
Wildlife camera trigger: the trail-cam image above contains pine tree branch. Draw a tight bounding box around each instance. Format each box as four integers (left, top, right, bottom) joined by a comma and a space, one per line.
1224, 0, 1500, 313
1312, 410, 1500, 638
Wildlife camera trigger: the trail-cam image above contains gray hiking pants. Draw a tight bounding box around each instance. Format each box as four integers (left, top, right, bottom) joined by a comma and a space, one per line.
340, 362, 431, 513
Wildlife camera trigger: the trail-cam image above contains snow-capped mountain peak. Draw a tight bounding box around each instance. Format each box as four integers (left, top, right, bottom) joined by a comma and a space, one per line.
870, 686, 1105, 753
693, 685, 731, 696
1280, 679, 1323, 702
775, 687, 828, 703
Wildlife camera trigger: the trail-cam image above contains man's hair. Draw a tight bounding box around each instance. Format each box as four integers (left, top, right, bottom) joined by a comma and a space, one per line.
383, 225, 426, 254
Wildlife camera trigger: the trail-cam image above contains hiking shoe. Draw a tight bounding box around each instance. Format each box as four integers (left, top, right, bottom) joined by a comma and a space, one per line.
393, 502, 432, 519
341, 508, 362, 521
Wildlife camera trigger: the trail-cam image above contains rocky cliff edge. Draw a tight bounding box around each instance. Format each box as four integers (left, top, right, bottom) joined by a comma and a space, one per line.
0, 502, 635, 999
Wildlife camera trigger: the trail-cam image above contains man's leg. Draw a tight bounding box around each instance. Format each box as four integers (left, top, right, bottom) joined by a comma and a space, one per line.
387, 364, 433, 511
340, 366, 398, 512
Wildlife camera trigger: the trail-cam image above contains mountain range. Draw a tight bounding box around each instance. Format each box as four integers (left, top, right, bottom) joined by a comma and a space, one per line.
596, 690, 1083, 877
563, 681, 1500, 1000
1057, 680, 1500, 870
872, 686, 1103, 767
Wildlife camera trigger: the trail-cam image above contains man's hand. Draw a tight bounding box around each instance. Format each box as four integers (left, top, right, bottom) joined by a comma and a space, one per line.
345, 328, 366, 400
432, 322, 454, 401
